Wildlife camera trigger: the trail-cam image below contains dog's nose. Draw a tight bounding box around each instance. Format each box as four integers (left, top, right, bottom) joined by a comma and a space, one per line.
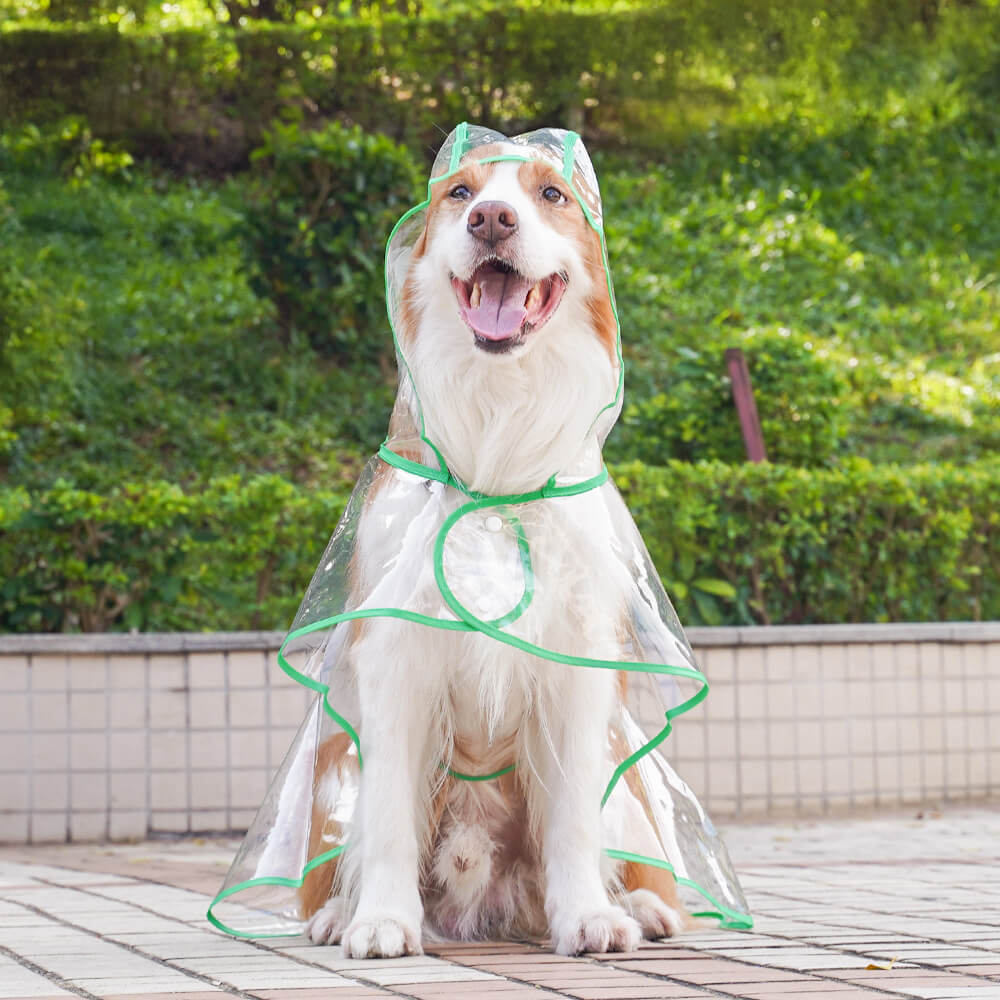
467, 201, 518, 244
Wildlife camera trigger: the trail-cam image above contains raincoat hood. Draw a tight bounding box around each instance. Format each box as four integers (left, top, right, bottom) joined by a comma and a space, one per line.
382, 123, 623, 492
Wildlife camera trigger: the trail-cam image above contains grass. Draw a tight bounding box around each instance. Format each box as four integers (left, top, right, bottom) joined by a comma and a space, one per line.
0, 155, 381, 490
1, 1, 998, 489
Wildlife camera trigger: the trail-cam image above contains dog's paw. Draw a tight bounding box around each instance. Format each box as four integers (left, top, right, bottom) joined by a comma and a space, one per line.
622, 888, 685, 940
552, 906, 642, 956
342, 914, 422, 959
306, 896, 348, 945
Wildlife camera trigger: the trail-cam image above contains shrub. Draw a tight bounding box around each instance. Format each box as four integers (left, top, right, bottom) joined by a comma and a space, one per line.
0, 476, 348, 632
0, 180, 73, 468
4, 0, 988, 170
616, 328, 850, 466
0, 118, 133, 185
2, 459, 997, 633
238, 122, 419, 361
616, 458, 1000, 627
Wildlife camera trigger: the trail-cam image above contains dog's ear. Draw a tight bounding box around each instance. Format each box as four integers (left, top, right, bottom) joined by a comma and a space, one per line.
584, 229, 618, 361
586, 282, 617, 362
412, 224, 429, 261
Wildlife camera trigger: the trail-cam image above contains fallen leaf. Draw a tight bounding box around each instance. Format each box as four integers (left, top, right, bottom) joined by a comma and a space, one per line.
865, 957, 899, 970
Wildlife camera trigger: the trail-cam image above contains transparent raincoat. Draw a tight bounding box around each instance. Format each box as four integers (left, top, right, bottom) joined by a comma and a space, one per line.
208, 124, 752, 939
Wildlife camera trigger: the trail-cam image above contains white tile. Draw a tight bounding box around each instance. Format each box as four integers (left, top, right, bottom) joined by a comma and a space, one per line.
72, 976, 207, 993
218, 969, 355, 988
364, 968, 501, 985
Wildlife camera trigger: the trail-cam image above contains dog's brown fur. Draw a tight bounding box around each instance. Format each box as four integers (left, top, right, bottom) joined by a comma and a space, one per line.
299, 710, 690, 929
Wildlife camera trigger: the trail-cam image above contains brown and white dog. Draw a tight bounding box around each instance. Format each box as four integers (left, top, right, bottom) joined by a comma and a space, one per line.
298, 143, 687, 958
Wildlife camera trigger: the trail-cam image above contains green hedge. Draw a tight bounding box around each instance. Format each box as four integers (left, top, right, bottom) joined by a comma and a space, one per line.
0, 0, 959, 169
0, 475, 348, 632
617, 459, 999, 626
2, 459, 996, 633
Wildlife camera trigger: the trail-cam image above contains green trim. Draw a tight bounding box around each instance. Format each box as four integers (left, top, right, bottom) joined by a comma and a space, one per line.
445, 762, 517, 782
377, 443, 450, 486
207, 845, 752, 939
490, 516, 535, 629
561, 130, 580, 180
206, 845, 346, 939
378, 440, 609, 500
600, 673, 709, 806
603, 849, 754, 930
602, 719, 671, 808
448, 121, 469, 172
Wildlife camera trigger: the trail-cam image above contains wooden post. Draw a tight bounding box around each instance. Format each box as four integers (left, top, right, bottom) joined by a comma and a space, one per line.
725, 348, 767, 463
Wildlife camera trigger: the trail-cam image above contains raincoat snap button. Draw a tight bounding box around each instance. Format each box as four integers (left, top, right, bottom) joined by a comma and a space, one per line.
485, 515, 503, 532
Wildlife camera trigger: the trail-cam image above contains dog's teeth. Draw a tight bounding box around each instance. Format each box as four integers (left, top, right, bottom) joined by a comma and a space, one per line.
525, 283, 541, 310
470, 283, 481, 307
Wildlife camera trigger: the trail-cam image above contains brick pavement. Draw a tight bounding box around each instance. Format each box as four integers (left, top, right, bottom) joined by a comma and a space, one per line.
1, 807, 999, 999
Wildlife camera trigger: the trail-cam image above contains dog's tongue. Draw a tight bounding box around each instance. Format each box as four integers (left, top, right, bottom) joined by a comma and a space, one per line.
467, 268, 533, 340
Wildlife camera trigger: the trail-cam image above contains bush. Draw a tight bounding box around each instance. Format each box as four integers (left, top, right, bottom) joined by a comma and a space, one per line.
4, 0, 989, 170
0, 182, 25, 461
238, 122, 419, 361
0, 117, 133, 185
617, 327, 850, 466
2, 459, 997, 632
617, 458, 1000, 627
0, 178, 74, 469
0, 476, 348, 632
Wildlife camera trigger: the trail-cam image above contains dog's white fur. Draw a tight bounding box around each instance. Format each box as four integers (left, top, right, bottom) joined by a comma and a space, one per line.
305, 154, 684, 957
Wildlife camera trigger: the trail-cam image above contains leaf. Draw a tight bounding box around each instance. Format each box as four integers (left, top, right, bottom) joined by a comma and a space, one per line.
865, 957, 900, 971
693, 578, 737, 599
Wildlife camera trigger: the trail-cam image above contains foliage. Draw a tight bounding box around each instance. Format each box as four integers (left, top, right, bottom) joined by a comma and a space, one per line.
0, 177, 77, 468
0, 126, 391, 491
0, 0, 998, 629
238, 122, 419, 361
600, 30, 1000, 466
6, 1, 992, 170
2, 64, 997, 488
0, 475, 348, 631
2, 458, 997, 632
615, 458, 1000, 627
0, 117, 133, 184
618, 328, 850, 466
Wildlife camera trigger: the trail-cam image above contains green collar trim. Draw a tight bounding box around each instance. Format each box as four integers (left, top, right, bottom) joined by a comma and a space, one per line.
378, 442, 610, 502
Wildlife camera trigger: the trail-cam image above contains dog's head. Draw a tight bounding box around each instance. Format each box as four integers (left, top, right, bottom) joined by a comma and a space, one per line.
393, 129, 617, 365
408, 146, 615, 362
385, 126, 621, 492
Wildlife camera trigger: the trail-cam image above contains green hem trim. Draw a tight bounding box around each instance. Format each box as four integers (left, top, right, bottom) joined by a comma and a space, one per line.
206, 845, 346, 939
603, 849, 753, 930
206, 845, 751, 938
445, 762, 517, 782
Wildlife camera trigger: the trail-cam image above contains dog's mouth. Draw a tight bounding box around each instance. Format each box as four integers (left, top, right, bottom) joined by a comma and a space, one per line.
451, 260, 567, 354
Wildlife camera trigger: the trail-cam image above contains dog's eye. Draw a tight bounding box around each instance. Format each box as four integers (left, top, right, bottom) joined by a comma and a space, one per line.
541, 186, 566, 204
449, 184, 472, 200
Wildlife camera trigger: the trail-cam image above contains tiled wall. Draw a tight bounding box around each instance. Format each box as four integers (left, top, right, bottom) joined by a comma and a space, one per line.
668, 628, 1000, 818
0, 636, 306, 844
1, 624, 998, 843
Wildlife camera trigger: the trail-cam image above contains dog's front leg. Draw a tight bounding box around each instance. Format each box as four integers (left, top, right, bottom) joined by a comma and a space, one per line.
341, 626, 437, 958
537, 668, 641, 956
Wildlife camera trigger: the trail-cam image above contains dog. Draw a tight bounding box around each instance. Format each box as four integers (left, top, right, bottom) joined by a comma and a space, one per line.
296, 135, 689, 958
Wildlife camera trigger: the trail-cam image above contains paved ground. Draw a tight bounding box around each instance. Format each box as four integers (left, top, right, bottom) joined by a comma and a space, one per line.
2, 807, 1000, 1000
